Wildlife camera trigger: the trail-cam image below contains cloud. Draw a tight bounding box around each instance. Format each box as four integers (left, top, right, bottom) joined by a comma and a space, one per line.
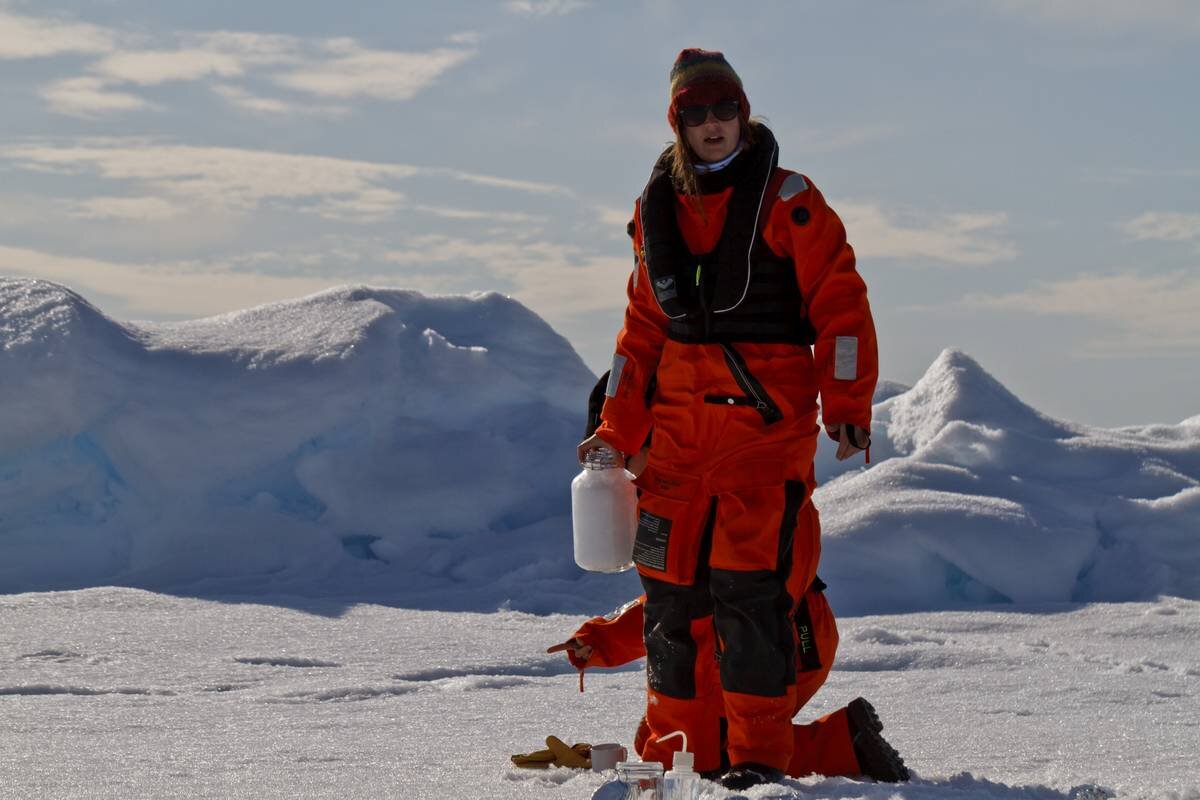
1120, 212, 1200, 243
68, 196, 183, 222
11, 6, 478, 116
384, 233, 629, 315
595, 206, 634, 228
432, 168, 574, 197
963, 270, 1200, 354
838, 203, 1018, 266
2, 141, 414, 218
93, 48, 249, 85
410, 205, 547, 224
1, 140, 572, 223
989, 0, 1200, 36
0, 8, 114, 59
271, 42, 475, 101
447, 31, 483, 46
39, 77, 153, 118
504, 0, 589, 16
0, 244, 360, 320
212, 85, 349, 117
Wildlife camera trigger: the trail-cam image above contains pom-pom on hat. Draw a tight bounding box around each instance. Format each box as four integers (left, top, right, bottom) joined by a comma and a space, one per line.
668, 48, 750, 131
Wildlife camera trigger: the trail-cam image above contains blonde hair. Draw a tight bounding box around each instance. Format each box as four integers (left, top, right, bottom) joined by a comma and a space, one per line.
669, 117, 760, 202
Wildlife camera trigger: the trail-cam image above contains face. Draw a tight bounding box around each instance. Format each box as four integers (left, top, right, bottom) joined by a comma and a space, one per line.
681, 104, 741, 162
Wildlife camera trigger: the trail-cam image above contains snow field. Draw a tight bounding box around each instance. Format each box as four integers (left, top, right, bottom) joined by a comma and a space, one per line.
1, 588, 1197, 799
3, 279, 1199, 799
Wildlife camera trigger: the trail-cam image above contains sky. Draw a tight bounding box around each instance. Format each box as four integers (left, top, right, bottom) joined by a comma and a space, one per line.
1, 0, 1197, 427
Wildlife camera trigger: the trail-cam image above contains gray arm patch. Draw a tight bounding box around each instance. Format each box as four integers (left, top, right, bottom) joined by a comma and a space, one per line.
605, 354, 627, 397
779, 173, 809, 201
834, 336, 858, 380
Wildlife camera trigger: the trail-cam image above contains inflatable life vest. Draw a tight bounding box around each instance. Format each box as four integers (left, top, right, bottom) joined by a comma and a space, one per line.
638, 125, 817, 346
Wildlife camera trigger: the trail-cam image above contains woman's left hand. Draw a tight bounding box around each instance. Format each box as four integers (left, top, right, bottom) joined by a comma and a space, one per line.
827, 423, 870, 461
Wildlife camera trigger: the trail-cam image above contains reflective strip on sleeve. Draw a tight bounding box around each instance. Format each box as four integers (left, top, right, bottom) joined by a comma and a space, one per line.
834, 336, 858, 380
778, 173, 809, 201
605, 354, 627, 397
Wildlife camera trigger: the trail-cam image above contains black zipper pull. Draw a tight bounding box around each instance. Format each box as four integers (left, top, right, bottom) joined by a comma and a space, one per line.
719, 343, 784, 426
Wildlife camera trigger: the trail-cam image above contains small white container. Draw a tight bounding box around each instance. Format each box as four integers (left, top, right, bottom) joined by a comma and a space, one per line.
571, 448, 638, 573
661, 751, 700, 800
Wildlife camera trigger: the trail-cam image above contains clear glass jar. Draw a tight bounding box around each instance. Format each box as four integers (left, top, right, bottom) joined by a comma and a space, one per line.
615, 761, 664, 800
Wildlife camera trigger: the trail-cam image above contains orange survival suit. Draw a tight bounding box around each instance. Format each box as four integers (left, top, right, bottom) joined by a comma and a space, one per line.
565, 546, 867, 778
593, 124, 878, 774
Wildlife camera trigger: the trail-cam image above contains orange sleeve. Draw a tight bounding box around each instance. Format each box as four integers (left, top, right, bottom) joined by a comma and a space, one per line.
570, 595, 647, 669
594, 198, 669, 456
765, 174, 878, 430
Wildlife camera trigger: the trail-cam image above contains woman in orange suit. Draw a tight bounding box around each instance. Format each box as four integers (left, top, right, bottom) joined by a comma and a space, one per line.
576, 48, 886, 791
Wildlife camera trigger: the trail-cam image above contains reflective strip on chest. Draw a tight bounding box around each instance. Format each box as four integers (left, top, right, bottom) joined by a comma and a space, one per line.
606, 354, 628, 397
834, 336, 858, 380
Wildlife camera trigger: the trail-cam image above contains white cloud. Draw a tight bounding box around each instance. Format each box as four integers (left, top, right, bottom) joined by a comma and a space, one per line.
990, 0, 1200, 36
838, 203, 1018, 266
0, 8, 114, 59
963, 271, 1200, 354
504, 0, 589, 16
3, 141, 419, 219
189, 31, 305, 63
384, 233, 628, 314
595, 206, 634, 228
1, 140, 572, 222
10, 6, 478, 117
93, 48, 248, 85
39, 77, 153, 118
433, 168, 574, 197
271, 44, 475, 101
447, 31, 483, 46
0, 244, 358, 320
411, 205, 546, 224
68, 196, 183, 222
212, 84, 349, 117
1120, 212, 1200, 243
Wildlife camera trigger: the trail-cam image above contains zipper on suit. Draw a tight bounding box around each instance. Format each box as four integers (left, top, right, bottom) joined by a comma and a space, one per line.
718, 343, 783, 426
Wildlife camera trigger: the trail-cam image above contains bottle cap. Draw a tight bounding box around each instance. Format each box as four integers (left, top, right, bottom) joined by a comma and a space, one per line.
672, 751, 694, 772
583, 447, 621, 470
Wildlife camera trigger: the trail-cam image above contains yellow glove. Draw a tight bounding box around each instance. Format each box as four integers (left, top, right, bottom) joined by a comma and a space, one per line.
510, 737, 591, 769
546, 736, 591, 769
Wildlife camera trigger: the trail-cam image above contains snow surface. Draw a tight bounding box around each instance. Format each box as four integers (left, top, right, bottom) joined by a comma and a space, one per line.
2, 278, 1199, 798
1, 588, 1196, 799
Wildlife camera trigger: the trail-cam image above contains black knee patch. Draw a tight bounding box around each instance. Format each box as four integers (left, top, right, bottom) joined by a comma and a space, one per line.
711, 568, 795, 697
641, 574, 714, 699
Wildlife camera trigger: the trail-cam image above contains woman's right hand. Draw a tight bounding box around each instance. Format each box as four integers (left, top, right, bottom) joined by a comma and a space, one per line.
576, 433, 622, 466
546, 637, 594, 664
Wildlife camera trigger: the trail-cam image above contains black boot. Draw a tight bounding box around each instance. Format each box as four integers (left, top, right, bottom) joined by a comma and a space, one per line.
846, 697, 910, 782
719, 762, 785, 791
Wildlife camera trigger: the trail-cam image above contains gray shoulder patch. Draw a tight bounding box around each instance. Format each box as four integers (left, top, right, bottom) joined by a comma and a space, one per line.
779, 173, 809, 201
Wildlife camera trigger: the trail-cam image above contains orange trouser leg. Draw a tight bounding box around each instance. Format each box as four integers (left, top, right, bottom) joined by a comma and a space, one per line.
707, 480, 810, 772
638, 575, 725, 772
787, 708, 861, 777
792, 576, 838, 714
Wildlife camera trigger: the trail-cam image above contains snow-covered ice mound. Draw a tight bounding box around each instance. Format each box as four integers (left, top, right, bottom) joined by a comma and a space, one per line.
0, 278, 637, 611
2, 278, 1197, 615
816, 349, 1200, 615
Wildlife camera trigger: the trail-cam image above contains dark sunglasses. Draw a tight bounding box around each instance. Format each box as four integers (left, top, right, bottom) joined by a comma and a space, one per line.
678, 99, 740, 127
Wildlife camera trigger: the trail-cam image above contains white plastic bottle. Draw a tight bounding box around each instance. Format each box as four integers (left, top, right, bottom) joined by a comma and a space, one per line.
571, 447, 638, 573
662, 750, 700, 800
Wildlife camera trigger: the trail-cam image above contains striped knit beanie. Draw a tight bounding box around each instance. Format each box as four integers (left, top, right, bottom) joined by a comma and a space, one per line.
668, 48, 750, 131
